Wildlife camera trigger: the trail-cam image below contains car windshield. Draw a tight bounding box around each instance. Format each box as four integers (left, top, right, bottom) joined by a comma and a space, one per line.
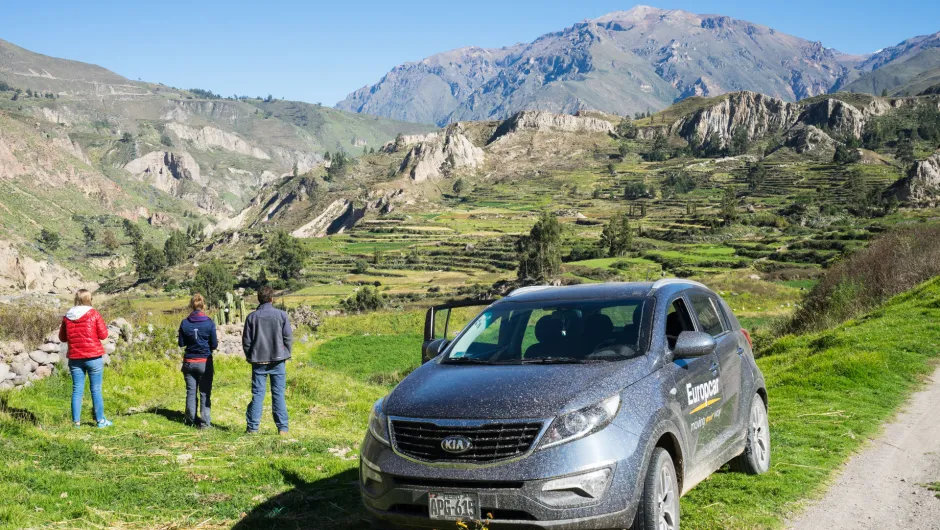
443, 298, 651, 364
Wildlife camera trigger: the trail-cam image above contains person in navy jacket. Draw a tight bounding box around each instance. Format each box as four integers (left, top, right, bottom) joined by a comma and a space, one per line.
178, 294, 218, 429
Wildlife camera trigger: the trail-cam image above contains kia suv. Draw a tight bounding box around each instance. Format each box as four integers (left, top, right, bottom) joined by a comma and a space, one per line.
360, 280, 769, 529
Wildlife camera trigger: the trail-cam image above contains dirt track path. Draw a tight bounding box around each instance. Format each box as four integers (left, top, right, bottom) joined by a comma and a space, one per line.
787, 366, 940, 529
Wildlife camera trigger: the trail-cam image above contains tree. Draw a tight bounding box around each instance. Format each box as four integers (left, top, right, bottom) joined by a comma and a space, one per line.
616, 116, 638, 139
730, 128, 749, 156
192, 260, 234, 308
600, 212, 633, 257
325, 151, 350, 181
186, 222, 204, 243
264, 231, 308, 280
516, 211, 562, 281
257, 267, 269, 287
881, 88, 889, 97
746, 162, 768, 191
133, 242, 166, 279
163, 230, 188, 266
618, 142, 630, 159
122, 219, 143, 244
607, 162, 617, 176
82, 225, 96, 246
452, 177, 466, 196
833, 143, 862, 165
121, 132, 134, 143
896, 135, 915, 165
720, 187, 738, 226
102, 229, 119, 252
39, 228, 60, 251
647, 133, 671, 162
351, 259, 370, 274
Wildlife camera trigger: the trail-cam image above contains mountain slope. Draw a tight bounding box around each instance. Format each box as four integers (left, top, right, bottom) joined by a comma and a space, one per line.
842, 33, 940, 96
337, 6, 865, 126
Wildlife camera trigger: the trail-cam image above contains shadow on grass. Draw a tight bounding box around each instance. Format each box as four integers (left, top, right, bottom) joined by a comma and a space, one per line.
232, 468, 366, 530
0, 394, 39, 425
144, 407, 232, 432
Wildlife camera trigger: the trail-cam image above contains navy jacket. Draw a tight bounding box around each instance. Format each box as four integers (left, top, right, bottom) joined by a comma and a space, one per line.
242, 303, 292, 363
178, 312, 218, 361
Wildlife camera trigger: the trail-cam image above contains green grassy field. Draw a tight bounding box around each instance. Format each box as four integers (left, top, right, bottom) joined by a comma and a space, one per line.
3, 277, 940, 529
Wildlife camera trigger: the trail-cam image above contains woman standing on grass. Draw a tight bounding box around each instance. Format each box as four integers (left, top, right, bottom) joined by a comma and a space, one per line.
178, 294, 217, 429
59, 289, 112, 428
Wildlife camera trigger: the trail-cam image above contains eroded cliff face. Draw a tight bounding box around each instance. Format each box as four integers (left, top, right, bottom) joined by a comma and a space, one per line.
677, 92, 801, 147
0, 241, 90, 293
798, 99, 867, 139
890, 153, 940, 206
397, 125, 485, 182
489, 111, 614, 142
165, 123, 270, 159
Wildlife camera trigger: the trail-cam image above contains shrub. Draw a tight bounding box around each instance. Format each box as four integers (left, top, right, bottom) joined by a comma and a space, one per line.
341, 286, 385, 313
351, 259, 370, 274
516, 212, 562, 281
192, 260, 234, 308
782, 224, 940, 334
38, 228, 60, 251
0, 305, 60, 347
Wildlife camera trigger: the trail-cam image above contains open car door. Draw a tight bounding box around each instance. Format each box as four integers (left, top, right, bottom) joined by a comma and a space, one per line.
422, 299, 495, 362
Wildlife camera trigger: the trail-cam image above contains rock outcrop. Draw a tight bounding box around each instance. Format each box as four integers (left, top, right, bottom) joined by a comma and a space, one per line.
125, 151, 202, 194
785, 124, 837, 155
889, 153, 940, 206
398, 125, 484, 182
166, 123, 270, 159
0, 241, 89, 293
677, 92, 801, 148
291, 191, 403, 238
798, 98, 866, 139
489, 111, 614, 143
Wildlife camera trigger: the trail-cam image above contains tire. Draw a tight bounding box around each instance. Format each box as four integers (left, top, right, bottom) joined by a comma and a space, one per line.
730, 394, 771, 474
632, 447, 680, 530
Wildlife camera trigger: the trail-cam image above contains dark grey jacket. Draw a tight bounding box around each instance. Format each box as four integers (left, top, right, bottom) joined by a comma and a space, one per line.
242, 303, 293, 363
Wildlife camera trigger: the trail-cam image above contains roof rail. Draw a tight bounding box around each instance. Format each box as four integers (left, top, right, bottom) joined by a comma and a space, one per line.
506, 285, 555, 297
649, 278, 708, 292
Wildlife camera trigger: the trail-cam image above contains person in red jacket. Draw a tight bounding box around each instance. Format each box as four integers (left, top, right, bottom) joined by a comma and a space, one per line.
59, 289, 112, 428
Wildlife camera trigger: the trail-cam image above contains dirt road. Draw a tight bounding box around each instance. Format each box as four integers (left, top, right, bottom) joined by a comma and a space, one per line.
787, 366, 940, 529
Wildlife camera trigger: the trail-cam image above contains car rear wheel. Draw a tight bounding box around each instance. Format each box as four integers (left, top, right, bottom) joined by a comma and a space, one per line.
730, 394, 770, 474
632, 447, 680, 530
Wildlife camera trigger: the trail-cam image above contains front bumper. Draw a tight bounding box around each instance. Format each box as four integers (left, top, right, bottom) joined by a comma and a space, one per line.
360, 425, 644, 529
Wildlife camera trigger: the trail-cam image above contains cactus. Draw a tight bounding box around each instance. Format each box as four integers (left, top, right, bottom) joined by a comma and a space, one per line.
214, 292, 246, 326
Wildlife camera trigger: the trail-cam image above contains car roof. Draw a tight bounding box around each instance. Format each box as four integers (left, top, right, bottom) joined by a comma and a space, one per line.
497, 279, 712, 305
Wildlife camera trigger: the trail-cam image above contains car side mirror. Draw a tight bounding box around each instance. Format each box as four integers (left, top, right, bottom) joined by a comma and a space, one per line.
673, 331, 717, 358
421, 338, 450, 363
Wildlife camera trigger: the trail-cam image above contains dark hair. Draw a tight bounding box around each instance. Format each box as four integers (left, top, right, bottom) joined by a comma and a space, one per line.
258, 285, 275, 304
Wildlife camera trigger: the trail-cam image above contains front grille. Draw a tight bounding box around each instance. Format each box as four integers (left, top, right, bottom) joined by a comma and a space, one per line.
391, 419, 544, 463
393, 476, 524, 489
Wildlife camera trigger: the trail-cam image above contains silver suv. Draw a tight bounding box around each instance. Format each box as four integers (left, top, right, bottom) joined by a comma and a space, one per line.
361, 280, 769, 529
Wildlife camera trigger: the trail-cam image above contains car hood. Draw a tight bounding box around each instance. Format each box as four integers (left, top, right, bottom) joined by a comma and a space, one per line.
385, 356, 654, 419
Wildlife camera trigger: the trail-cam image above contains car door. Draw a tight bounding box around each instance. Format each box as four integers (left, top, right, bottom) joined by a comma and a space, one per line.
687, 292, 740, 449
665, 296, 724, 461
422, 299, 495, 363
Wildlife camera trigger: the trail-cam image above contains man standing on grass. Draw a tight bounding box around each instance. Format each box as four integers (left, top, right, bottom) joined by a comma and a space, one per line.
243, 285, 292, 435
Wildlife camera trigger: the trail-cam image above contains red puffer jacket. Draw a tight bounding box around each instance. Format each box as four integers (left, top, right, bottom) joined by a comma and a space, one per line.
58, 306, 109, 360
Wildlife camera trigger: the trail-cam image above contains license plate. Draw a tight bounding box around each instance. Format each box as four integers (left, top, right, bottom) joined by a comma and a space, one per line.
428, 492, 480, 520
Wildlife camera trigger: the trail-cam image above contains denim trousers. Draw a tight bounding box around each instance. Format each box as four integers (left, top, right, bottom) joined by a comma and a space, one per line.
182, 358, 214, 427
68, 357, 105, 424
246, 360, 288, 432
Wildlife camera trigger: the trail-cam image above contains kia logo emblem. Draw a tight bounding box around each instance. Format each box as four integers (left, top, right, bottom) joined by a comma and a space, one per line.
441, 435, 472, 454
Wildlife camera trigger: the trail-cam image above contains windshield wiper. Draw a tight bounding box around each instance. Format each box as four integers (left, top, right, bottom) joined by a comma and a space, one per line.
520, 357, 602, 364
443, 357, 499, 365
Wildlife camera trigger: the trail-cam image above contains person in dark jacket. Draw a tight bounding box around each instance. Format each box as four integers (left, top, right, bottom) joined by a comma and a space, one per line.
59, 289, 112, 428
242, 285, 292, 434
178, 294, 218, 429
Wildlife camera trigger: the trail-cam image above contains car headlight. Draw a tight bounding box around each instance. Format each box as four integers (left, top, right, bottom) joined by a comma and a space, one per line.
368, 397, 390, 446
538, 395, 620, 449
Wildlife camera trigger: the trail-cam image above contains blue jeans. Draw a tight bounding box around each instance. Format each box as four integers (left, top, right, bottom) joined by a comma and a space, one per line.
68, 357, 105, 424
246, 361, 288, 432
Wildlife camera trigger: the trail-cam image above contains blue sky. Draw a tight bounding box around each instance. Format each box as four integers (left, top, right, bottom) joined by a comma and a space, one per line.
3, 0, 937, 106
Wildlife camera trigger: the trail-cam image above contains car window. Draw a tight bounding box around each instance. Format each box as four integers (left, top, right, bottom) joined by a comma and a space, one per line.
665, 298, 695, 349
521, 309, 551, 352
449, 311, 504, 359
689, 294, 726, 337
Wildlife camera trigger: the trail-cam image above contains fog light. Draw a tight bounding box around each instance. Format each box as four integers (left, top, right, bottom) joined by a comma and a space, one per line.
539, 468, 612, 506
361, 457, 383, 484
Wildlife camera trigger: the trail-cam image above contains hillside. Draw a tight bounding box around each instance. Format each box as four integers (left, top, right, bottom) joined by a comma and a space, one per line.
0, 38, 435, 292
842, 46, 940, 96
337, 6, 868, 125
2, 272, 940, 528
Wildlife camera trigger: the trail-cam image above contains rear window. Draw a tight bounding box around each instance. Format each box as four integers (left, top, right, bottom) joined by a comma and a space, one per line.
445, 298, 651, 364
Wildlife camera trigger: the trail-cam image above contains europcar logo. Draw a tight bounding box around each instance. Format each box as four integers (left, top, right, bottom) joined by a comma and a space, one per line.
687, 379, 721, 413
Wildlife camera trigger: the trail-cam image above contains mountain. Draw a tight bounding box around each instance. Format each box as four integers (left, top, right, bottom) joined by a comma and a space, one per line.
841, 32, 940, 96
337, 6, 866, 126
0, 37, 436, 291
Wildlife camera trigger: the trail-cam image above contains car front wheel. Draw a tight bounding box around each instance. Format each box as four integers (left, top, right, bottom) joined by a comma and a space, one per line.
632, 447, 680, 530
731, 394, 770, 474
